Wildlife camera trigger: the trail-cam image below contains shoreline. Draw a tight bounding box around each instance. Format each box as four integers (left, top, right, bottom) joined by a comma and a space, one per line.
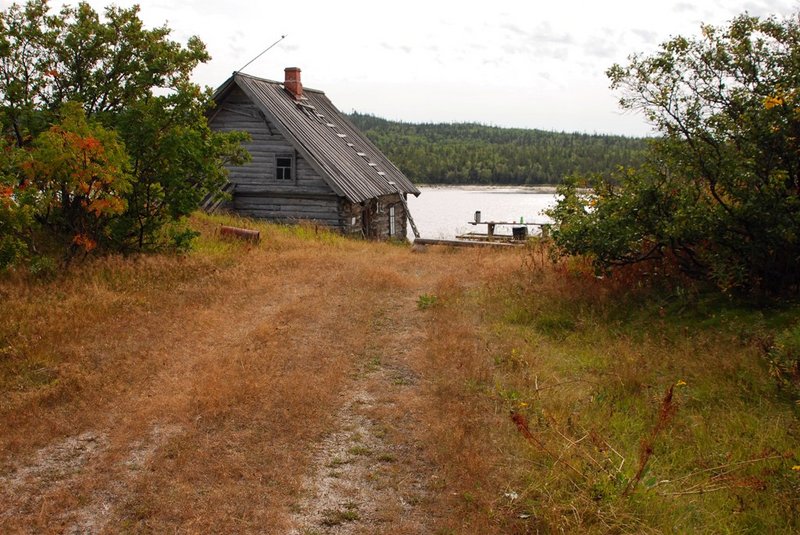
414, 183, 561, 194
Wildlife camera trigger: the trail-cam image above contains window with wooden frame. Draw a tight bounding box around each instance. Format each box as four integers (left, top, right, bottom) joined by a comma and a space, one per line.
389, 205, 396, 236
275, 154, 294, 180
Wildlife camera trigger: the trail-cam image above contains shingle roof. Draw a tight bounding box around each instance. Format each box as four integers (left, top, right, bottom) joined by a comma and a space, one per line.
213, 72, 420, 204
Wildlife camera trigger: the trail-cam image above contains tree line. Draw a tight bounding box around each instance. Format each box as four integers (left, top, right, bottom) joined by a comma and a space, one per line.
346, 112, 648, 185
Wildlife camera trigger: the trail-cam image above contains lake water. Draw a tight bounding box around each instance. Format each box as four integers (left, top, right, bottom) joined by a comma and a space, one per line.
406, 185, 558, 240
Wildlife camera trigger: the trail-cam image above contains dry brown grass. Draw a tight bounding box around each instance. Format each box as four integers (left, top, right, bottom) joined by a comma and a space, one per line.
3, 219, 795, 533
0, 214, 522, 533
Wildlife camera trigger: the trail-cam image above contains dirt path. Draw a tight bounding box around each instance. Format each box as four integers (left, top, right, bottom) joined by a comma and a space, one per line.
0, 240, 515, 533
288, 294, 437, 534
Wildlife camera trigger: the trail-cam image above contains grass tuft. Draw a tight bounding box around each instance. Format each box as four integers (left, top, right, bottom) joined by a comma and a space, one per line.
320, 503, 360, 526
417, 293, 438, 310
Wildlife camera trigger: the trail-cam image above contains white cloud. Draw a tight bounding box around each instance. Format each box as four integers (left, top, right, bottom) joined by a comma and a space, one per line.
45, 0, 799, 136
584, 36, 619, 59
674, 2, 697, 12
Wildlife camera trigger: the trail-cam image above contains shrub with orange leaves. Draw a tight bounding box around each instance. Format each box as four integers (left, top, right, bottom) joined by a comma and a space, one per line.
23, 102, 130, 256
71, 233, 97, 252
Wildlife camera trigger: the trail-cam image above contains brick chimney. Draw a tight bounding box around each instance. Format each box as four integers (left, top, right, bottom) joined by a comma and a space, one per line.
284, 67, 302, 99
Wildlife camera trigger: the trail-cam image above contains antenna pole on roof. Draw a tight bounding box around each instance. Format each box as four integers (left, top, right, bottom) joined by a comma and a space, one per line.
237, 34, 287, 73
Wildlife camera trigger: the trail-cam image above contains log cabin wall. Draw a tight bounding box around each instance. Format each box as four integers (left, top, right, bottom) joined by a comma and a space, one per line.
345, 193, 407, 240
381, 194, 407, 240
209, 86, 342, 227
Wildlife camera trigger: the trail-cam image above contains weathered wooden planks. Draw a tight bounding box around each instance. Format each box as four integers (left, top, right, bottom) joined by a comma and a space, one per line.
209, 74, 418, 240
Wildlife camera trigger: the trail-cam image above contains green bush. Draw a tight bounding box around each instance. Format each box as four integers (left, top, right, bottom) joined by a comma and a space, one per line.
548, 13, 800, 293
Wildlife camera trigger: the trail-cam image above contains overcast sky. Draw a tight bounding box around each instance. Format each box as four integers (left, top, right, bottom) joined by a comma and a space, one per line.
44, 0, 800, 136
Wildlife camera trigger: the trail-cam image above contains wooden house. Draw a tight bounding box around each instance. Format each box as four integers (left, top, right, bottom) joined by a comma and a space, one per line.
207, 68, 420, 240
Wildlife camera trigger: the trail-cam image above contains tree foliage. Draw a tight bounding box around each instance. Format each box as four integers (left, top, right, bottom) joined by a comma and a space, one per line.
23, 102, 128, 254
0, 0, 249, 267
548, 13, 800, 293
0, 135, 33, 267
347, 113, 647, 185
112, 85, 249, 250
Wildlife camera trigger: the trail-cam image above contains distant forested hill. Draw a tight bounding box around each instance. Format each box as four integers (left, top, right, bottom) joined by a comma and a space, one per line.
346, 112, 649, 185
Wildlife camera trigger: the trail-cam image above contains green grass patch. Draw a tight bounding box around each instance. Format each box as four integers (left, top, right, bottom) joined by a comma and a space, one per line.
440, 269, 800, 532
533, 310, 576, 338
326, 457, 351, 468
417, 293, 438, 310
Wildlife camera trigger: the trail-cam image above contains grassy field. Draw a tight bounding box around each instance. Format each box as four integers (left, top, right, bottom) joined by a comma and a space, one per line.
423, 247, 800, 533
0, 214, 798, 533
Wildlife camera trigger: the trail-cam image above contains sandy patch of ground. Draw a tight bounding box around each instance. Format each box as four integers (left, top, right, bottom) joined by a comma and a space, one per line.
65, 423, 183, 534
1, 431, 108, 496
0, 423, 183, 533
